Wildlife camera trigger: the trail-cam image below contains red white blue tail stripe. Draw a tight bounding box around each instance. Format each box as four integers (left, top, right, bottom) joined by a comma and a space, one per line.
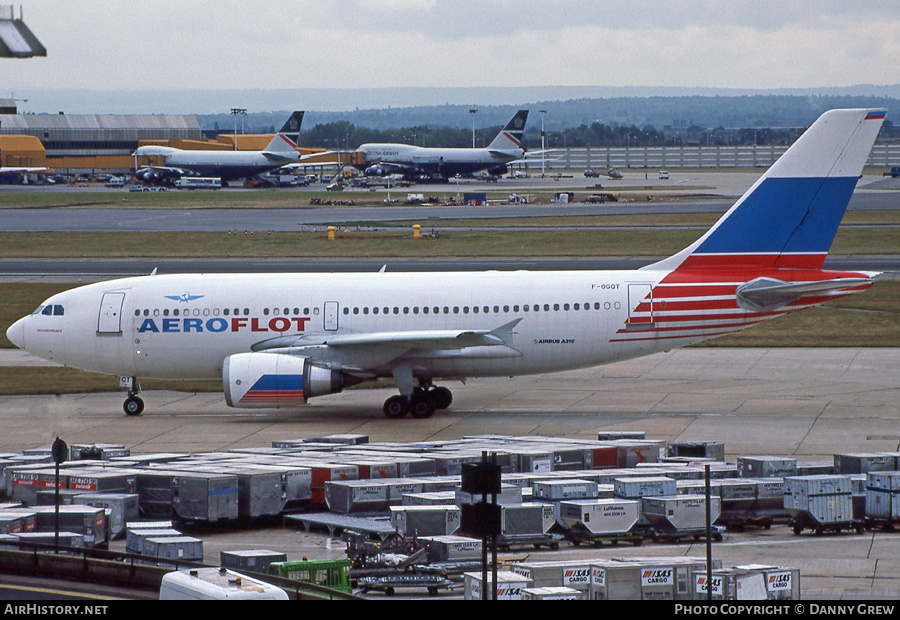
614, 108, 886, 345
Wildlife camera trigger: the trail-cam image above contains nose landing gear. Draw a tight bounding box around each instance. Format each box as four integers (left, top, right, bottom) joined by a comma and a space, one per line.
120, 376, 144, 416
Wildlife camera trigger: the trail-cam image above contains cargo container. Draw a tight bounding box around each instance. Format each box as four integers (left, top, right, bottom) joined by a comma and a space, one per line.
70, 444, 130, 461
419, 535, 482, 562
834, 453, 896, 475
783, 475, 861, 535
693, 565, 800, 601
32, 505, 107, 548
125, 527, 183, 555
510, 560, 593, 596
143, 536, 203, 563
270, 558, 352, 595
613, 440, 663, 468
136, 470, 239, 522
532, 479, 598, 501
614, 476, 677, 499
72, 493, 139, 539
865, 471, 900, 528
666, 441, 725, 462
738, 456, 797, 478
390, 505, 460, 537
557, 499, 640, 538
0, 510, 37, 534
522, 586, 583, 600
464, 570, 532, 600
325, 480, 390, 513
220, 549, 287, 574
642, 495, 722, 533
591, 557, 720, 600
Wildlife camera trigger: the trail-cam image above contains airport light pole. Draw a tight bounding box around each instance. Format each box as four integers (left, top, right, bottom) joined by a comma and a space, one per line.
469, 109, 477, 149
540, 110, 547, 176
231, 108, 246, 151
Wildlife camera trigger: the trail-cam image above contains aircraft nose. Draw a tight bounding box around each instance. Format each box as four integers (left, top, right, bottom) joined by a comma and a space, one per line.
6, 317, 25, 350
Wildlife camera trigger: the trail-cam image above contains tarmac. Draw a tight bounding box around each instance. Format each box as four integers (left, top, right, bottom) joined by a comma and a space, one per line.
1, 346, 898, 600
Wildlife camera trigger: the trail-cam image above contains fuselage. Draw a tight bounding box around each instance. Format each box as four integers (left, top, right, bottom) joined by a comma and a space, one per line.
9, 265, 860, 385
134, 146, 299, 180
355, 143, 524, 177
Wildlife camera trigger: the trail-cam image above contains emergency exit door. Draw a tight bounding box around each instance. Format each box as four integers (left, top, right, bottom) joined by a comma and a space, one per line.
627, 283, 654, 328
97, 292, 125, 334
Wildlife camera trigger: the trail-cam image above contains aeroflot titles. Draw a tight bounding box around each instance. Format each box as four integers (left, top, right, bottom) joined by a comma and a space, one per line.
137, 316, 311, 334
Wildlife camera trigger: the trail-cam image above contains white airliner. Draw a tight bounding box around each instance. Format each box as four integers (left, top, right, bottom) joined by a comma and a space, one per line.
354, 110, 530, 181
7, 108, 885, 418
132, 111, 304, 184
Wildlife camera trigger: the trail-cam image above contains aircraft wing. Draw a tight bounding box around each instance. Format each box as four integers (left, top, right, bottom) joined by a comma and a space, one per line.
0, 166, 49, 173
250, 319, 523, 370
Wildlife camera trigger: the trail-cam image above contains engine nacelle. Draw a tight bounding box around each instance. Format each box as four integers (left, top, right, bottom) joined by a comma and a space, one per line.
488, 165, 509, 176
223, 353, 354, 409
365, 164, 387, 177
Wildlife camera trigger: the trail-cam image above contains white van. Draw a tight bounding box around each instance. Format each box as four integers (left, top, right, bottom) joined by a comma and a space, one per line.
159, 567, 289, 600
658, 170, 669, 180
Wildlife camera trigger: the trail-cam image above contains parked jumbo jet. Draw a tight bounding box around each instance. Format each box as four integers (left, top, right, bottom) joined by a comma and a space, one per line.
0, 121, 49, 177
354, 110, 530, 181
132, 111, 304, 184
7, 109, 885, 418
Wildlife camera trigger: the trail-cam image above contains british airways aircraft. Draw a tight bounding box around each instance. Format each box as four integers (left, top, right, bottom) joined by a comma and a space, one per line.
6, 109, 885, 418
132, 111, 304, 184
354, 110, 529, 181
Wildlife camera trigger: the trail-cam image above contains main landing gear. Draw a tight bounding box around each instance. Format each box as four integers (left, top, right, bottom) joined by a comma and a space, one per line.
120, 376, 144, 416
383, 384, 453, 419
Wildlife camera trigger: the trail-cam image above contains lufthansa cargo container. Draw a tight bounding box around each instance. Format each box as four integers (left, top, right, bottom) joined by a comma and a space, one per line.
738, 456, 797, 478
325, 480, 390, 513
557, 499, 639, 535
783, 475, 854, 526
419, 535, 481, 562
390, 505, 460, 537
834, 453, 896, 475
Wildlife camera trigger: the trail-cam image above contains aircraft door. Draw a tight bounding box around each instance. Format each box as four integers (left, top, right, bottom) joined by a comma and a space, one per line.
627, 283, 653, 327
324, 301, 339, 332
97, 292, 126, 334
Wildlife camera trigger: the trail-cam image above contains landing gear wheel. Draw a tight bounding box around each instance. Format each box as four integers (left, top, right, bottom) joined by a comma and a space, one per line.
383, 395, 409, 418
123, 396, 144, 416
409, 394, 435, 419
429, 386, 453, 410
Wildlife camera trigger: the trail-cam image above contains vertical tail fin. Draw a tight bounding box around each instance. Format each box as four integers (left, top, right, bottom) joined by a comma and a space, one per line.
487, 110, 528, 150
646, 109, 885, 272
265, 111, 304, 152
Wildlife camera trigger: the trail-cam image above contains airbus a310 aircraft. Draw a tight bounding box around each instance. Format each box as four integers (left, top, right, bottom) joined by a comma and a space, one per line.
132, 111, 304, 184
354, 110, 530, 181
7, 109, 885, 418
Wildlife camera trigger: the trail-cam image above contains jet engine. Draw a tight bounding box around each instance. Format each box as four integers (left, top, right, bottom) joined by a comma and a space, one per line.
223, 352, 361, 408
365, 164, 388, 177
488, 165, 509, 176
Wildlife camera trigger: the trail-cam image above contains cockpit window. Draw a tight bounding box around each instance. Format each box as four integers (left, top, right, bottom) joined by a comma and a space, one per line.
37, 304, 64, 316
41, 306, 53, 316
54, 305, 64, 316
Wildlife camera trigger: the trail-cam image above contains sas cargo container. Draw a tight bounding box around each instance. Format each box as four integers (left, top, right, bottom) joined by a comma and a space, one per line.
694, 565, 800, 601
464, 570, 532, 601
590, 557, 720, 601
522, 586, 583, 600
510, 560, 593, 596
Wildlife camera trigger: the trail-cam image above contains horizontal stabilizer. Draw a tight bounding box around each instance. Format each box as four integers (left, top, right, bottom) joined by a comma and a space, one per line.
736, 276, 873, 312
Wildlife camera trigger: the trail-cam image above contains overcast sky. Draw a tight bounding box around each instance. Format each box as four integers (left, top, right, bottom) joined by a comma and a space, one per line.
4, 1, 900, 102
